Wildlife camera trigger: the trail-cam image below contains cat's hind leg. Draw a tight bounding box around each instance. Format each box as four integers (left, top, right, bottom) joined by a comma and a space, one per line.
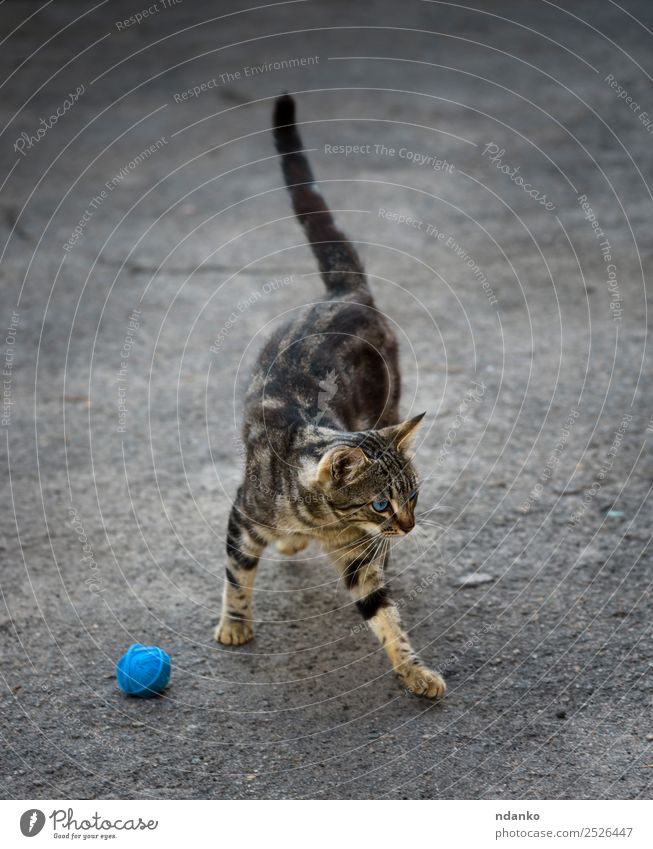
214, 501, 266, 646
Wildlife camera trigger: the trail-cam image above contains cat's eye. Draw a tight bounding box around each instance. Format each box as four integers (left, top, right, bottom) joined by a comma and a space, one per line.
372, 498, 389, 512
410, 489, 418, 500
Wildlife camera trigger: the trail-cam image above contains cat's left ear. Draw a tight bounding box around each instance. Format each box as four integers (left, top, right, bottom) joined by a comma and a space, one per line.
381, 412, 426, 452
316, 445, 370, 486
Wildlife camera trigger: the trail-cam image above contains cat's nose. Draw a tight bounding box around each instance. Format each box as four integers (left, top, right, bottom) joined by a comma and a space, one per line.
396, 514, 415, 534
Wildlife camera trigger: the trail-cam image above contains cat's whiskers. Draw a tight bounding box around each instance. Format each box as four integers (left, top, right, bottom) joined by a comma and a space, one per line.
402, 525, 430, 552
418, 517, 463, 546
362, 536, 389, 586
330, 522, 375, 554
419, 503, 452, 517
333, 533, 384, 594
358, 539, 382, 588
417, 517, 450, 532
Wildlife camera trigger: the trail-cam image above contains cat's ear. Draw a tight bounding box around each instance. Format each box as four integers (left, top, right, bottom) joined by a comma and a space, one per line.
380, 412, 425, 452
395, 412, 426, 450
316, 445, 369, 485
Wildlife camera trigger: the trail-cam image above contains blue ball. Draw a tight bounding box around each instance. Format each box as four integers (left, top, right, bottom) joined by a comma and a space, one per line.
116, 644, 171, 697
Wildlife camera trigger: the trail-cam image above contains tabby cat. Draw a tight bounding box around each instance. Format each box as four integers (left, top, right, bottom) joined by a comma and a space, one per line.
214, 94, 445, 699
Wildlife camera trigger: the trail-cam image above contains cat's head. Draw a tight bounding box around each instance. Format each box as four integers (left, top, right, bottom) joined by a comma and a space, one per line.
314, 413, 424, 537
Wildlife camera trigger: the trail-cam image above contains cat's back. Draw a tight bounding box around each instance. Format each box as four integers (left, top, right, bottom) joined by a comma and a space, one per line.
243, 290, 399, 433
251, 287, 391, 380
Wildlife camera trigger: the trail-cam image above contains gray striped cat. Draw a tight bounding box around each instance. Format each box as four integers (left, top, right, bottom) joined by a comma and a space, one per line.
214, 95, 445, 699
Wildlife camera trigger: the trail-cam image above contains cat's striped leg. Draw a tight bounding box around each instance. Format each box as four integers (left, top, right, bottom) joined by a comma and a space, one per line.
334, 540, 446, 698
214, 503, 266, 646
365, 599, 446, 698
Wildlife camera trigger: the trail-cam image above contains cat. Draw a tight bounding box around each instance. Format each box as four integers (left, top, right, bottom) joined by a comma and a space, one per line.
214, 94, 445, 699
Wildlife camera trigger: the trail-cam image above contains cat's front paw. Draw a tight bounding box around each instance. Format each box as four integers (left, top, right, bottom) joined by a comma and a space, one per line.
214, 618, 254, 646
400, 664, 446, 699
276, 536, 309, 556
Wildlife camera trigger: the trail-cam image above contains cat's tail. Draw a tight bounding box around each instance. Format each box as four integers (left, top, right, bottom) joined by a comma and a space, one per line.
272, 94, 367, 294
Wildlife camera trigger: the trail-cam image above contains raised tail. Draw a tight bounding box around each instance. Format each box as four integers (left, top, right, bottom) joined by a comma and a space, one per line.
272, 94, 366, 294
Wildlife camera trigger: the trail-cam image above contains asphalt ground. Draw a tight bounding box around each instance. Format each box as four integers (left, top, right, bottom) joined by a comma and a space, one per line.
1, 0, 652, 799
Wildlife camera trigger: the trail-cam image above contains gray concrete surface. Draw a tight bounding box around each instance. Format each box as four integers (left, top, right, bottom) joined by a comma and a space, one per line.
1, 0, 652, 799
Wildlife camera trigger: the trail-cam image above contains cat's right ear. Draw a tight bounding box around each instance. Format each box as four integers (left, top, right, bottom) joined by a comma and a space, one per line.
316, 446, 369, 486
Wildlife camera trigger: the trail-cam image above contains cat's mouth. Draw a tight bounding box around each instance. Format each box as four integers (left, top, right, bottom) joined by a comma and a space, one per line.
359, 522, 414, 538
382, 527, 413, 538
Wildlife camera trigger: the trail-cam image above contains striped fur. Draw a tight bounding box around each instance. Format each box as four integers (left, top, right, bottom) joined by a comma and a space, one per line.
272, 93, 366, 294
214, 95, 445, 699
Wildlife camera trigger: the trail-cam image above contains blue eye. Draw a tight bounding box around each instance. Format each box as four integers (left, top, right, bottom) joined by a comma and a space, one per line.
372, 498, 389, 512
410, 489, 418, 500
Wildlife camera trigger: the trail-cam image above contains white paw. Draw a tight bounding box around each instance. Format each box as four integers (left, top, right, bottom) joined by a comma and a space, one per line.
401, 664, 446, 699
276, 536, 309, 556
214, 618, 254, 646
